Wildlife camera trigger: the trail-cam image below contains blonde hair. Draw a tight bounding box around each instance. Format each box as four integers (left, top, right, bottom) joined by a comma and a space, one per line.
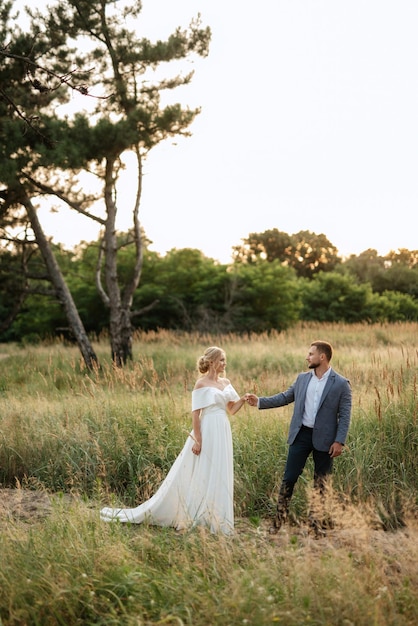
197, 346, 225, 374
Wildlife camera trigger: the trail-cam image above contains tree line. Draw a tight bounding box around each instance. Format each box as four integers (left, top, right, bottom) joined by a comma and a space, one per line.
1, 228, 418, 346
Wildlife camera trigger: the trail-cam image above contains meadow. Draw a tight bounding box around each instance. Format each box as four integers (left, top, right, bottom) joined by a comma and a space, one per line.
0, 322, 417, 625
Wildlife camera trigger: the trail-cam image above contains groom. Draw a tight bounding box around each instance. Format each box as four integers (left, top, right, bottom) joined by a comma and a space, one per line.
246, 340, 352, 534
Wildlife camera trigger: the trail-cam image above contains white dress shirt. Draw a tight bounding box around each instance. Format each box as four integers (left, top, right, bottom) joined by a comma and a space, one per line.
302, 368, 331, 427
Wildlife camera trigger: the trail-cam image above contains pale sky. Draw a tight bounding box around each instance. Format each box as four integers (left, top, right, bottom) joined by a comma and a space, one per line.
16, 0, 418, 262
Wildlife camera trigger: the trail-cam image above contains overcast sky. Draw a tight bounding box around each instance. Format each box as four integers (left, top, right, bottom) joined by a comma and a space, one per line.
17, 0, 418, 262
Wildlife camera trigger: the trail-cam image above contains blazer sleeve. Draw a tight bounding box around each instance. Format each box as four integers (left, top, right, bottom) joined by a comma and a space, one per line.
335, 377, 352, 444
258, 379, 297, 409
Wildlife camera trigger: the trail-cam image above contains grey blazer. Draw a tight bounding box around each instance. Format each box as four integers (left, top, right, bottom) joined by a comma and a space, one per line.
258, 369, 352, 452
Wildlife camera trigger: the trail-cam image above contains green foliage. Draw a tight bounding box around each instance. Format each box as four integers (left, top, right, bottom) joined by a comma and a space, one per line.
345, 248, 418, 298
228, 261, 302, 332
343, 248, 387, 283
372, 290, 418, 322
372, 264, 418, 298
132, 247, 228, 331
300, 270, 417, 323
0, 248, 26, 337
7, 293, 65, 342
300, 272, 375, 322
2, 238, 418, 343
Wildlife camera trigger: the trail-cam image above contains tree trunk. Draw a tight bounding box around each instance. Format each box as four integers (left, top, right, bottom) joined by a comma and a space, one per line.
96, 153, 144, 367
24, 196, 99, 371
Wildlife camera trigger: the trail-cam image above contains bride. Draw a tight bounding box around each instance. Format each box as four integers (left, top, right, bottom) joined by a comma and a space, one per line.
100, 346, 247, 534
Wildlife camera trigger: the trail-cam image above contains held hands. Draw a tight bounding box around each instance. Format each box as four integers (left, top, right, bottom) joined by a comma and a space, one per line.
244, 393, 259, 407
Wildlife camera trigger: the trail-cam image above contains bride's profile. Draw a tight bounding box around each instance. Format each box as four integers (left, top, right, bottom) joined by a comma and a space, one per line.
100, 346, 247, 535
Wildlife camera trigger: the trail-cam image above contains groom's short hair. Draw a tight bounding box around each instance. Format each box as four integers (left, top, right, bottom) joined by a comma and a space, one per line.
311, 340, 333, 362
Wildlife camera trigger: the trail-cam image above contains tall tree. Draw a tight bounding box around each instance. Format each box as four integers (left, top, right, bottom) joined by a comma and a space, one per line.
343, 248, 386, 284
233, 228, 341, 278
21, 0, 211, 365
290, 230, 341, 278
385, 248, 418, 269
0, 0, 99, 369
232, 228, 293, 264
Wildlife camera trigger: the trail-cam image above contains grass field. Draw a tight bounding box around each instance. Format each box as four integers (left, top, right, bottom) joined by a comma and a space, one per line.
0, 322, 417, 625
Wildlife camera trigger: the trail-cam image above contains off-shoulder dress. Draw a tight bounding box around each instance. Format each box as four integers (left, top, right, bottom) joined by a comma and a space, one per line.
100, 384, 240, 534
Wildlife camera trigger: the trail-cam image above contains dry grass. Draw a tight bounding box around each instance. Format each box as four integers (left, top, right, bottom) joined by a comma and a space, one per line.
1, 485, 417, 625
0, 322, 417, 624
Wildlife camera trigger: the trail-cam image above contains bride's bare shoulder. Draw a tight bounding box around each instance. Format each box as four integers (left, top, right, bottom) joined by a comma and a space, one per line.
194, 377, 208, 390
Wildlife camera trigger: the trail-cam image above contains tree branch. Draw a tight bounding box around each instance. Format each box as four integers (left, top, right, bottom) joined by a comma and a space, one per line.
21, 173, 106, 225
130, 299, 160, 319
0, 46, 110, 99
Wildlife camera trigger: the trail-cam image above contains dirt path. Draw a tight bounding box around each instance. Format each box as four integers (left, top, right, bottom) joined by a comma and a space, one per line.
0, 488, 53, 521
2, 488, 417, 556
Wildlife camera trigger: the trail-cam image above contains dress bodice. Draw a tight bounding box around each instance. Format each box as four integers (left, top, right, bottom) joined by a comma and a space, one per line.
192, 384, 240, 413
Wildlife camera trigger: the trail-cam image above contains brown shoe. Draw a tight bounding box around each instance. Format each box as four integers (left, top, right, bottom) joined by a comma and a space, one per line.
269, 512, 285, 534
308, 516, 327, 538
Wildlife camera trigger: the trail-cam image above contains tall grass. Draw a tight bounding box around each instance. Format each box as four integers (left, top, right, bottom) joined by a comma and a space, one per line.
1, 324, 416, 517
0, 322, 417, 624
1, 499, 418, 625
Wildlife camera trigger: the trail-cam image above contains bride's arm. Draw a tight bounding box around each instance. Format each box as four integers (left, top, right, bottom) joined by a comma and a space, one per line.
191, 409, 202, 455
227, 395, 248, 415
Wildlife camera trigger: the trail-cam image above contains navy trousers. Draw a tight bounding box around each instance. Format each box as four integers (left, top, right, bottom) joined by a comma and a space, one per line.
280, 425, 334, 500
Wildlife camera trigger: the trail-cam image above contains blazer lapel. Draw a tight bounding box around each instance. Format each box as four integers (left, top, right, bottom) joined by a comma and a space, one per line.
317, 369, 334, 410
300, 372, 311, 398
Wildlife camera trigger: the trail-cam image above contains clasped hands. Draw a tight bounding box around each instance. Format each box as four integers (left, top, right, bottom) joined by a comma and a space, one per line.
243, 393, 258, 407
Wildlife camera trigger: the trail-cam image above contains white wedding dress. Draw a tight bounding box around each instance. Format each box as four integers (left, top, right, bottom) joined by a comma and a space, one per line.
100, 384, 239, 535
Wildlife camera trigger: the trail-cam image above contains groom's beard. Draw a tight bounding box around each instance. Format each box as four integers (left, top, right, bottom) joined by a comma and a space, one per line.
308, 362, 320, 370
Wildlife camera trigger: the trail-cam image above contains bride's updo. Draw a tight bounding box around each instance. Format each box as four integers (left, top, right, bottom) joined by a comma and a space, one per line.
197, 346, 224, 374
